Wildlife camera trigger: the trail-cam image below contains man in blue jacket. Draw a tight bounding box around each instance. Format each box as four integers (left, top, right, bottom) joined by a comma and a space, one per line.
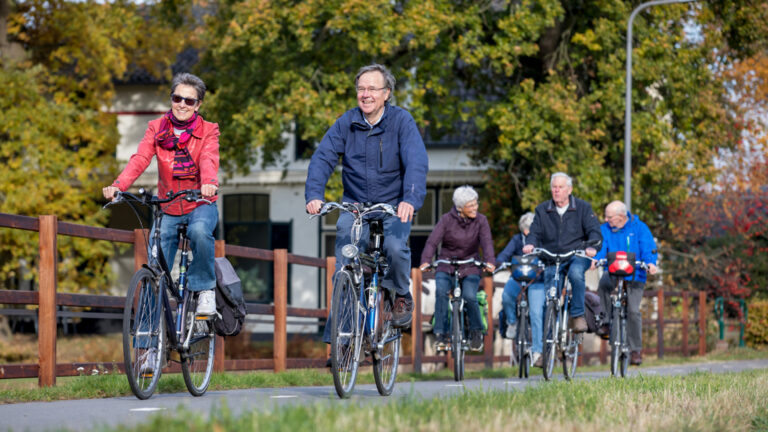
594, 200, 658, 365
306, 63, 429, 333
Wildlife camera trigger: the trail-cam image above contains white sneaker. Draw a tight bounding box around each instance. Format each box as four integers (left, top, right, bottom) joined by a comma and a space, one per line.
196, 290, 216, 316
531, 352, 542, 368
505, 323, 517, 339
139, 348, 157, 376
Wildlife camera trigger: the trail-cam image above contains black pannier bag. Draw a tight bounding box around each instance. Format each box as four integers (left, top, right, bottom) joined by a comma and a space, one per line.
213, 257, 247, 336
584, 290, 602, 333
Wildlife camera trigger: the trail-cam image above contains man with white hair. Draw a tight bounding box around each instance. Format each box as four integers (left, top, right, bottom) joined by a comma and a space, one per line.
419, 185, 495, 351
523, 172, 602, 366
594, 200, 658, 365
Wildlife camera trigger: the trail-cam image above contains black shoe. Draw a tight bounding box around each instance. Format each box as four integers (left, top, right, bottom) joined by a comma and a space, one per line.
325, 356, 332, 368
469, 330, 484, 351
391, 294, 413, 329
434, 333, 450, 351
596, 323, 611, 339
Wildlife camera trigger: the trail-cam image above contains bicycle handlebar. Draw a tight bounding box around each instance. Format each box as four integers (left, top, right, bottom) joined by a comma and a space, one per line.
531, 247, 593, 261
308, 201, 398, 219
595, 258, 651, 271
104, 188, 213, 209
422, 258, 488, 272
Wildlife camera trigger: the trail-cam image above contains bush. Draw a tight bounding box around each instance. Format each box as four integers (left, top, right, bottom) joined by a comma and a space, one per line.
745, 300, 768, 348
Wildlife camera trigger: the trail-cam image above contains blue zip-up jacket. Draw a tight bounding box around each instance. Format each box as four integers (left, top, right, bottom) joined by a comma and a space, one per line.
595, 212, 658, 283
495, 232, 526, 266
305, 103, 429, 210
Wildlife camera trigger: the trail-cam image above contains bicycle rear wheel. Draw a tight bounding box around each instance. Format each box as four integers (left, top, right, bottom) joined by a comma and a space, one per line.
562, 326, 580, 380
331, 271, 362, 398
542, 301, 558, 381
181, 291, 216, 396
123, 268, 164, 400
373, 290, 401, 396
451, 302, 464, 382
609, 305, 620, 376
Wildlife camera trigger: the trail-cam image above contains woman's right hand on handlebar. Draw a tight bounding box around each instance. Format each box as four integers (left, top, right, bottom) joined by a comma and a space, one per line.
306, 199, 323, 215
102, 186, 120, 201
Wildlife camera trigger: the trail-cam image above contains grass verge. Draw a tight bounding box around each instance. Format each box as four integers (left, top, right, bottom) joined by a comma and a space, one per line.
99, 368, 768, 432
1, 347, 765, 404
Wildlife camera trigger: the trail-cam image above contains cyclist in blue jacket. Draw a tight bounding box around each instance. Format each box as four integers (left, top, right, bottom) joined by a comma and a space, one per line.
594, 200, 658, 365
306, 64, 429, 339
496, 212, 537, 340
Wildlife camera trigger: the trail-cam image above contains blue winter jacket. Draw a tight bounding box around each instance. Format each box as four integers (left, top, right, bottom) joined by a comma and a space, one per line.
304, 103, 429, 210
595, 212, 658, 283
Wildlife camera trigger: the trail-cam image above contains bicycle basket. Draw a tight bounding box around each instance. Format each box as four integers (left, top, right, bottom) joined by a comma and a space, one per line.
607, 251, 635, 277
511, 255, 542, 283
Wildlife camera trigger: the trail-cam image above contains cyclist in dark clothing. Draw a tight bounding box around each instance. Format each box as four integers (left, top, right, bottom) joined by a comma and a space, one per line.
523, 172, 602, 366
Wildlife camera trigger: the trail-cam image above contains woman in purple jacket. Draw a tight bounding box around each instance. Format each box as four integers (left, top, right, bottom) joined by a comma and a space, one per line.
419, 186, 495, 351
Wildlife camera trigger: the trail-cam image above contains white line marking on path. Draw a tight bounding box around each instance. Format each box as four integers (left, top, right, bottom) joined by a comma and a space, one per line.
130, 408, 167, 412
505, 381, 521, 384
445, 384, 464, 387
270, 395, 298, 399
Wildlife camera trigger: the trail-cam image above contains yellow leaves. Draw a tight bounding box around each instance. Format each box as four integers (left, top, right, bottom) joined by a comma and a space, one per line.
571, 29, 603, 52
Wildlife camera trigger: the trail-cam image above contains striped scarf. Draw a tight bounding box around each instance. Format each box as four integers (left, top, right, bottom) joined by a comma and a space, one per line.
155, 111, 200, 180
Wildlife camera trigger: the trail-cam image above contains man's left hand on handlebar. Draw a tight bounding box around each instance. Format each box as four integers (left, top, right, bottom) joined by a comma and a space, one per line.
585, 247, 596, 258
306, 199, 323, 215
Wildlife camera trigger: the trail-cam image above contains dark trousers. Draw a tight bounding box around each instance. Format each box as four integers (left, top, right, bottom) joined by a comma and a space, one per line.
598, 272, 645, 352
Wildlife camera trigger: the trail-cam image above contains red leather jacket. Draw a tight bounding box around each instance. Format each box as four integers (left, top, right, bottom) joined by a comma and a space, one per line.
112, 116, 220, 216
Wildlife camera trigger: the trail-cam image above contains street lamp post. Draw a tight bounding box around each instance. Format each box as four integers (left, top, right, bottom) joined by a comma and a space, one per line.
624, 0, 698, 212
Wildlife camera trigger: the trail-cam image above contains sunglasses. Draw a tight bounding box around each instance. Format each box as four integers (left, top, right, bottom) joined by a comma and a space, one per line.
170, 94, 199, 106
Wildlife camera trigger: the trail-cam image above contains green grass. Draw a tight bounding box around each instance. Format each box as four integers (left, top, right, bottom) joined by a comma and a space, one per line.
95, 368, 768, 432
1, 347, 766, 404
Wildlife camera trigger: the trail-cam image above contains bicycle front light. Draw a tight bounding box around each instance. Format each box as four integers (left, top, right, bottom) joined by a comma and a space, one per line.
341, 244, 358, 259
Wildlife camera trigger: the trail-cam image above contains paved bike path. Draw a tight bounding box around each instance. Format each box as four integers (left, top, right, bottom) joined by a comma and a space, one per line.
3, 358, 768, 432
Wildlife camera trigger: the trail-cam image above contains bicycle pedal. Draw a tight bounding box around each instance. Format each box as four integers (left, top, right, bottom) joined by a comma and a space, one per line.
169, 351, 181, 363
195, 315, 211, 321
140, 372, 154, 378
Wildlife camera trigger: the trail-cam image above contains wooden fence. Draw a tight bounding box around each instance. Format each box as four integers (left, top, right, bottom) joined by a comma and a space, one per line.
0, 212, 710, 387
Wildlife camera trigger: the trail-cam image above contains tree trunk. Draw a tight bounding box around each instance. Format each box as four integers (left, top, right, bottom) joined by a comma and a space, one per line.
0, 0, 8, 57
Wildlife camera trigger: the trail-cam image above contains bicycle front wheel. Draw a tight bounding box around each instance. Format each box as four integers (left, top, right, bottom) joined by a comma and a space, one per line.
542, 301, 558, 381
609, 306, 621, 377
562, 325, 580, 380
517, 312, 529, 379
181, 292, 216, 396
123, 268, 164, 400
373, 290, 401, 396
619, 315, 629, 378
451, 301, 464, 382
331, 271, 362, 398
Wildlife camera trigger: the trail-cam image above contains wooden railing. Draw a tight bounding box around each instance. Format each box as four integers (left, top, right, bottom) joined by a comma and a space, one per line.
0, 212, 710, 387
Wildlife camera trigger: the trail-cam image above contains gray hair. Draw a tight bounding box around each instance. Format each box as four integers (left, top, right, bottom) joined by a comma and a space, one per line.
519, 212, 535, 232
171, 73, 207, 101
550, 172, 573, 188
452, 185, 479, 209
355, 64, 395, 102
606, 200, 628, 216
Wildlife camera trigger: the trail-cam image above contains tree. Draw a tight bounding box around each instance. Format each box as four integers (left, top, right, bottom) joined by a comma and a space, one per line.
201, 1, 768, 251
0, 0, 189, 292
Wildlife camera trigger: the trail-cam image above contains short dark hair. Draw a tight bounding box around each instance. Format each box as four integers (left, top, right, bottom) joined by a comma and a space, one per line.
171, 73, 207, 101
354, 64, 395, 101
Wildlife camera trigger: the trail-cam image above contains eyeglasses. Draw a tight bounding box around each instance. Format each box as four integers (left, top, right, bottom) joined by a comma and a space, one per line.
170, 94, 199, 106
356, 86, 388, 94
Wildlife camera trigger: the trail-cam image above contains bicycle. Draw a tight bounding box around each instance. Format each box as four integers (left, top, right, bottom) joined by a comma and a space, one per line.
313, 202, 402, 398
596, 251, 649, 378
423, 258, 488, 382
534, 247, 592, 381
495, 255, 544, 379
105, 189, 216, 399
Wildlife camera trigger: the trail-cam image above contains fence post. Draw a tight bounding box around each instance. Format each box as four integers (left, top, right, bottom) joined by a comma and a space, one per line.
483, 275, 494, 368
213, 240, 226, 373
682, 291, 689, 356
657, 288, 664, 359
273, 249, 288, 373
411, 268, 423, 374
38, 215, 57, 387
599, 339, 607, 365
133, 229, 148, 271
698, 291, 706, 356
326, 257, 335, 360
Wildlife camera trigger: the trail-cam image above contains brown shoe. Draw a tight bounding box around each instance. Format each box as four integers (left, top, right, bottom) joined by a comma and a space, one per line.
391, 294, 413, 329
630, 351, 643, 365
570, 316, 588, 333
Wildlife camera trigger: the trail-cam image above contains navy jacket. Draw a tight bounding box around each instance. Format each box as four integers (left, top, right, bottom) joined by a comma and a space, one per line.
595, 212, 658, 283
305, 104, 429, 210
495, 232, 526, 266
526, 195, 603, 254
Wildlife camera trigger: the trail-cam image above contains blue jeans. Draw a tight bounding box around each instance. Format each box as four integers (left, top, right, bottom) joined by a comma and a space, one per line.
323, 211, 413, 343
530, 256, 590, 317
151, 203, 219, 292
501, 278, 522, 325
503, 279, 546, 353
433, 272, 482, 335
